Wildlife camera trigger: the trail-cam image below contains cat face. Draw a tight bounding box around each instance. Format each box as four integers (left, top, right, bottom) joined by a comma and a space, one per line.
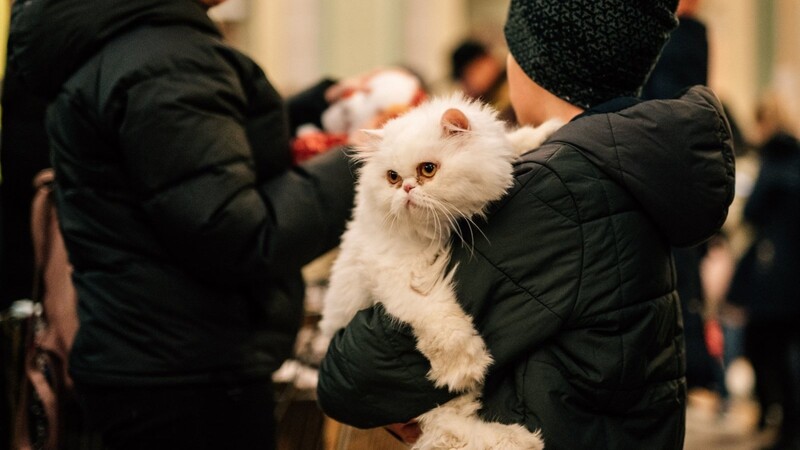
355, 96, 516, 238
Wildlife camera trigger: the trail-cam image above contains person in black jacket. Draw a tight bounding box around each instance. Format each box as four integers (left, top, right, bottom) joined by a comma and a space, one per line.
7, 0, 357, 448
317, 1, 735, 449
728, 93, 800, 450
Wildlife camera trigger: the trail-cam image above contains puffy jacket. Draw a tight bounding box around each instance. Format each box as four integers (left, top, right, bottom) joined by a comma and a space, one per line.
318, 87, 735, 450
8, 0, 355, 386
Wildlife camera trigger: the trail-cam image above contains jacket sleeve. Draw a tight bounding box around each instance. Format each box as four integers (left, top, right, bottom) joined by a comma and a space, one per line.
317, 304, 456, 428
317, 156, 580, 428
285, 78, 336, 134
115, 66, 355, 285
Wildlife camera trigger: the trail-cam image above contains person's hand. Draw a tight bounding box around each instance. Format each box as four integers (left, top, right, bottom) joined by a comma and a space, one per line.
323, 67, 427, 145
324, 68, 384, 104
384, 420, 421, 444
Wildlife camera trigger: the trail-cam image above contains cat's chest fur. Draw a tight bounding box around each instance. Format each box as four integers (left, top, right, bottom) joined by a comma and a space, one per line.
346, 203, 447, 296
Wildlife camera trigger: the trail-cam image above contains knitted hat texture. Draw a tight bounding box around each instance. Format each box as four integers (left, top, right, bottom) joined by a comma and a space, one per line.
505, 0, 679, 108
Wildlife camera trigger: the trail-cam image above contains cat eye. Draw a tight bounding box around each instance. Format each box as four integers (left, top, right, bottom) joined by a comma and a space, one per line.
386, 170, 401, 185
418, 162, 438, 178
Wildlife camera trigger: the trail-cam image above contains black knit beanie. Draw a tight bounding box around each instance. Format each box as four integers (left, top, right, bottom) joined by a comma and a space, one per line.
504, 0, 679, 109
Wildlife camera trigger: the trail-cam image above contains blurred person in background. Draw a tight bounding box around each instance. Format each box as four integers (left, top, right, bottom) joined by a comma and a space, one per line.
728, 92, 800, 450
6, 0, 358, 448
450, 39, 515, 123
317, 0, 736, 448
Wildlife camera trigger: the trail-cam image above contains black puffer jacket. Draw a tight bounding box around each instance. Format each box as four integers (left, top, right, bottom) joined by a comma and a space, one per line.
318, 88, 735, 449
8, 0, 355, 386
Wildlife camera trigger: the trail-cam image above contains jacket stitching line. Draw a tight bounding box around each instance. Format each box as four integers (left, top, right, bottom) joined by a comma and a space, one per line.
607, 114, 627, 186
603, 115, 628, 405
505, 148, 574, 223
535, 144, 585, 323
479, 144, 584, 323
468, 243, 562, 322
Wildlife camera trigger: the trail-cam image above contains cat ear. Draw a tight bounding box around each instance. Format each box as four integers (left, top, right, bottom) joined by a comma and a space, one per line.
361, 128, 385, 140
440, 108, 471, 137
349, 128, 384, 162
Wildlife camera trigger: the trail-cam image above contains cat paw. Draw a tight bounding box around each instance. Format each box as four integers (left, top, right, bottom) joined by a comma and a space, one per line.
412, 426, 470, 450
415, 411, 543, 450
425, 333, 492, 392
308, 332, 333, 365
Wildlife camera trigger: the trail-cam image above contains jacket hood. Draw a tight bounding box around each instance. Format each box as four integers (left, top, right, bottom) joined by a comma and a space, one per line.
550, 86, 735, 247
8, 0, 219, 99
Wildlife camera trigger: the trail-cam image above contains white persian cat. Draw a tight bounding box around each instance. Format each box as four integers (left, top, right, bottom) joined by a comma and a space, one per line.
317, 95, 561, 449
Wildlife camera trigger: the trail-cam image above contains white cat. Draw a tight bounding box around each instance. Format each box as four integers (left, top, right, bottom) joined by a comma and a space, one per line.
317, 95, 561, 449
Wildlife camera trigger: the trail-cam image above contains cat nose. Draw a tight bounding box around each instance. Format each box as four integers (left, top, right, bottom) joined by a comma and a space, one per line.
403, 183, 415, 193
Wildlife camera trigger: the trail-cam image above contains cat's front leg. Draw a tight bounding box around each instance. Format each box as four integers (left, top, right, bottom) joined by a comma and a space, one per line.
313, 245, 372, 360
414, 301, 493, 392
379, 269, 492, 393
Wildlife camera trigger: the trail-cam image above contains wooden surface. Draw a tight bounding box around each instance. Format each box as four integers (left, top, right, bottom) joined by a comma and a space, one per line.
325, 419, 408, 450
276, 396, 407, 450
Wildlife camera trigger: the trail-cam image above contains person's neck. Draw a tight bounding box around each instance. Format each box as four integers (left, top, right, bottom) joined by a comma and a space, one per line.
521, 78, 584, 126
539, 95, 584, 125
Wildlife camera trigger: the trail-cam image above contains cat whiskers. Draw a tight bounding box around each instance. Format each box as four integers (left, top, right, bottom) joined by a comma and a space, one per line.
424, 197, 461, 243
423, 197, 489, 258
441, 201, 491, 257
420, 199, 445, 247
420, 197, 445, 240
455, 217, 479, 259
381, 207, 401, 234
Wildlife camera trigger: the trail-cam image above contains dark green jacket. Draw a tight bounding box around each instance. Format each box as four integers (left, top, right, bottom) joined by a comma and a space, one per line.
8, 0, 355, 386
318, 87, 735, 449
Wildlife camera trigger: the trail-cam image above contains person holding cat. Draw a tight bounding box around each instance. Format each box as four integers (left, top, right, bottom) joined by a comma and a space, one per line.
317, 0, 736, 449
7, 0, 359, 448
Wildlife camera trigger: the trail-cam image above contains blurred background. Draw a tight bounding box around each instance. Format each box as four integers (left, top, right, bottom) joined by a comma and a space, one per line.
4, 0, 794, 141
193, 0, 800, 142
